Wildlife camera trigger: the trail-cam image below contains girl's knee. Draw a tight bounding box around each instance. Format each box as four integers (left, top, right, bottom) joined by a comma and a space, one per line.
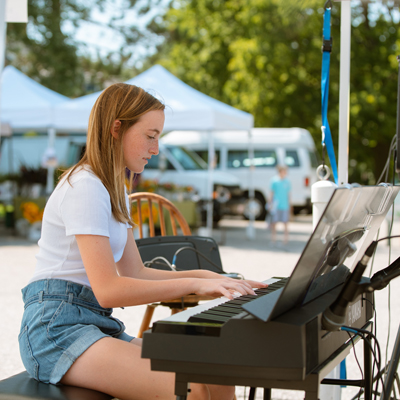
208, 384, 235, 400
189, 383, 210, 399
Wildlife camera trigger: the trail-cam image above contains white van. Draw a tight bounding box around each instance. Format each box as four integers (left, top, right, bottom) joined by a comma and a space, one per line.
141, 142, 244, 222
162, 128, 320, 220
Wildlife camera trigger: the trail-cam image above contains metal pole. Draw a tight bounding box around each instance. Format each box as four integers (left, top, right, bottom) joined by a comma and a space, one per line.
320, 4, 352, 398
246, 129, 255, 239
45, 127, 56, 195
337, 0, 351, 186
0, 0, 7, 147
364, 331, 373, 400
206, 130, 214, 236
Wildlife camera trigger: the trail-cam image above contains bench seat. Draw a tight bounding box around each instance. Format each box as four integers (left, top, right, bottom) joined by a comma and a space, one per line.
0, 371, 114, 400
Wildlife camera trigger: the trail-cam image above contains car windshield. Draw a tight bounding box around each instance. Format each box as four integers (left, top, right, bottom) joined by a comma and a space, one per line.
166, 145, 206, 170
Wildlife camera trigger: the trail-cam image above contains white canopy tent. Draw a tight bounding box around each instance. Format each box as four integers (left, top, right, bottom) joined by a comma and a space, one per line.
54, 65, 253, 132
54, 65, 255, 236
0, 65, 69, 193
1, 65, 68, 130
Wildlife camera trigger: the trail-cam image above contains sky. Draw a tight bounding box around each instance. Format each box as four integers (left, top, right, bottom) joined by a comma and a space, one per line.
64, 0, 167, 67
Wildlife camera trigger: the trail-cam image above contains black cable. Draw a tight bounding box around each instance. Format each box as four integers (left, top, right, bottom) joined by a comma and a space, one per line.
375, 235, 400, 244
385, 160, 397, 367
145, 260, 174, 269
377, 134, 396, 184
347, 331, 364, 400
172, 246, 225, 272
343, 326, 386, 400
172, 246, 245, 279
362, 296, 379, 394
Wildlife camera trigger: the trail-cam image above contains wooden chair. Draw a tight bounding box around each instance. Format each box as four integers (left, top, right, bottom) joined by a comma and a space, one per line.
129, 192, 192, 238
129, 192, 215, 338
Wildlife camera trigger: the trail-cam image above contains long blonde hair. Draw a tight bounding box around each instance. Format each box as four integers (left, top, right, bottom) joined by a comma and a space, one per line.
61, 83, 165, 226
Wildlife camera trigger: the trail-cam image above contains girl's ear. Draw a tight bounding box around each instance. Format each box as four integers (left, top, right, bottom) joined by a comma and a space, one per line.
111, 120, 121, 139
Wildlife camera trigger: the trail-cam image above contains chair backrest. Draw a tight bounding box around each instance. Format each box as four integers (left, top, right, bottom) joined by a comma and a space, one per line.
129, 192, 192, 238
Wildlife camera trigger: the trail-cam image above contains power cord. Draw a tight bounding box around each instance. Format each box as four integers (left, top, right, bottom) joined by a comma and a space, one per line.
346, 331, 364, 400
374, 133, 398, 380
376, 134, 396, 185
341, 326, 385, 400
171, 246, 245, 279
144, 256, 177, 271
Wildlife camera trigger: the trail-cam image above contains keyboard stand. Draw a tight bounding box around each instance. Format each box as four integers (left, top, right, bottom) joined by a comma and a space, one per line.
173, 322, 373, 400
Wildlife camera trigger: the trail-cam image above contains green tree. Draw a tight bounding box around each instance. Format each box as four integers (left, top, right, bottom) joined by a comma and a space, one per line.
348, 2, 399, 184
6, 0, 163, 97
147, 0, 400, 184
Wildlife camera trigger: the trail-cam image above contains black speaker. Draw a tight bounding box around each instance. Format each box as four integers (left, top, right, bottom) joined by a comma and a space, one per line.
135, 235, 225, 274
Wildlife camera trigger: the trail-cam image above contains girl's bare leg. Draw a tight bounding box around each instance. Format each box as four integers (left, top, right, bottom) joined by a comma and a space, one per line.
61, 337, 235, 400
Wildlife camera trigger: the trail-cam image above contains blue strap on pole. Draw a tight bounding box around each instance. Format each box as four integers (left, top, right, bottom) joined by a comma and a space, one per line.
321, 1, 338, 184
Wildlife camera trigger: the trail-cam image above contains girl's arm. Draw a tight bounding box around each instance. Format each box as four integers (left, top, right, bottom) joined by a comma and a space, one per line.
76, 232, 266, 309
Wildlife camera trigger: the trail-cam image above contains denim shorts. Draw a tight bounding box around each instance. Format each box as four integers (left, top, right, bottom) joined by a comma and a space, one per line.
19, 279, 134, 384
271, 209, 289, 223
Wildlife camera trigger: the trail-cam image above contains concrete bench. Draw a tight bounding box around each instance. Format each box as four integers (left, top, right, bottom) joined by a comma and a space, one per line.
0, 371, 114, 400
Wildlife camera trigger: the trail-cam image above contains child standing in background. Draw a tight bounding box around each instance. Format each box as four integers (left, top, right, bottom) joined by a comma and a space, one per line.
269, 165, 291, 246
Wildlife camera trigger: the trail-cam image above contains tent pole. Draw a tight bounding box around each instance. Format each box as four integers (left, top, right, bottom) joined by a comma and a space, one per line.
246, 129, 255, 239
319, 3, 351, 400
0, 0, 7, 148
45, 127, 56, 195
206, 130, 214, 236
337, 0, 351, 186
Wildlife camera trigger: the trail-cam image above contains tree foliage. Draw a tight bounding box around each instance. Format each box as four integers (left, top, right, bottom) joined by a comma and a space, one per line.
6, 0, 162, 97
147, 0, 400, 184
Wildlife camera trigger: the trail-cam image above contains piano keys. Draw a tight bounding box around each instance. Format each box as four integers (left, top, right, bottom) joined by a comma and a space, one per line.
188, 278, 287, 324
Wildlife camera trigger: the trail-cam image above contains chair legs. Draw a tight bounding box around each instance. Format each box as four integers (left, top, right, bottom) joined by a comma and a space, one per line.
137, 304, 157, 338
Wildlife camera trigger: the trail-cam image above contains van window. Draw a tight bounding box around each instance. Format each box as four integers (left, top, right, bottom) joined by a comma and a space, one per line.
228, 150, 277, 168
194, 150, 221, 169
146, 154, 175, 170
285, 150, 300, 167
168, 146, 205, 170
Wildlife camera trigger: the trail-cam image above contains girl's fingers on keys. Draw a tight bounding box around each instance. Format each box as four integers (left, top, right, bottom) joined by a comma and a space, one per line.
245, 279, 268, 288
236, 282, 256, 295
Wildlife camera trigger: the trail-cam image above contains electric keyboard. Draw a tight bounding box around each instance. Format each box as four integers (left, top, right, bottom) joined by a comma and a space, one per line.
142, 276, 374, 382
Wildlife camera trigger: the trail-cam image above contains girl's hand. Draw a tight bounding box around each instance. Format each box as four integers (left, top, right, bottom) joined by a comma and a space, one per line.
192, 278, 268, 300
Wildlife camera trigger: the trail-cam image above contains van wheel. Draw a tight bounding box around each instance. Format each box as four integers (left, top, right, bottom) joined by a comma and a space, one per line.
243, 193, 267, 221
200, 203, 222, 224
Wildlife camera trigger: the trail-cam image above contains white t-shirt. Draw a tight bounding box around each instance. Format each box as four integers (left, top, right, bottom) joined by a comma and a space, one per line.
30, 167, 130, 287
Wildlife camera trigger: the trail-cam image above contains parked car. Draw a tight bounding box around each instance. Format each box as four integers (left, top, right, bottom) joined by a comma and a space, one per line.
162, 128, 320, 220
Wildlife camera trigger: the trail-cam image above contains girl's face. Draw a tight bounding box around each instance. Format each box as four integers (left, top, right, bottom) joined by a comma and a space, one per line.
120, 110, 165, 173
